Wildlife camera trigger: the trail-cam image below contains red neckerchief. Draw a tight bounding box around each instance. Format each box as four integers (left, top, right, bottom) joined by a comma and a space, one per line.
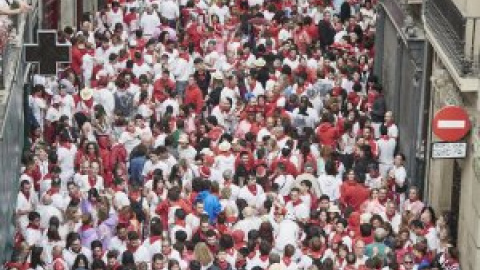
175, 220, 186, 227
179, 52, 190, 61
309, 248, 325, 259
422, 223, 434, 235
81, 224, 93, 231
247, 184, 257, 196
226, 216, 237, 223
27, 223, 40, 230
378, 197, 388, 205
149, 235, 162, 244
283, 256, 292, 266
336, 256, 345, 266
217, 260, 229, 270
380, 135, 389, 140
259, 255, 269, 262
88, 175, 97, 187
292, 199, 303, 207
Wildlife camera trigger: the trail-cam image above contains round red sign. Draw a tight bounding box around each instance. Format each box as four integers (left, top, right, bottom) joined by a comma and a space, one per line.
432, 106, 471, 142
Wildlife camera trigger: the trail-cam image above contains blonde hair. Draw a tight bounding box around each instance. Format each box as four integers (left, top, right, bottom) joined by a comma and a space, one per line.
220, 187, 232, 200
194, 242, 213, 266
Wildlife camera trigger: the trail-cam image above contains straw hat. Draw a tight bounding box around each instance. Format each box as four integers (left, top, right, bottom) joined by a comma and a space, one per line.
218, 141, 231, 152
178, 134, 189, 143
51, 95, 62, 104
294, 173, 322, 197
80, 88, 93, 101
328, 203, 341, 213
254, 57, 266, 67
212, 71, 224, 80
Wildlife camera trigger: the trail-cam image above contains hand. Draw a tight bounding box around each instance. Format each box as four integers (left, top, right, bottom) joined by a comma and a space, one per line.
19, 1, 32, 13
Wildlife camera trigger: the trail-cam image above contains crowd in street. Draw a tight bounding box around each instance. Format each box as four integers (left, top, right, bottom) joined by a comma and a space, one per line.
7, 0, 461, 269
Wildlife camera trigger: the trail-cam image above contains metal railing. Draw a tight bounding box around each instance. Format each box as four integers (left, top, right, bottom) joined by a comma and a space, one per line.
0, 0, 38, 264
424, 0, 480, 76
382, 0, 407, 29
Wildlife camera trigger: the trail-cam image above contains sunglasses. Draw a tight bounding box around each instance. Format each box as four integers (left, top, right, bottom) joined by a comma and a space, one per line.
404, 261, 413, 264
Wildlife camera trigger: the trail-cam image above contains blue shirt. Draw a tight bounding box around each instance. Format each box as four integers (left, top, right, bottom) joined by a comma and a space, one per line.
196, 191, 222, 223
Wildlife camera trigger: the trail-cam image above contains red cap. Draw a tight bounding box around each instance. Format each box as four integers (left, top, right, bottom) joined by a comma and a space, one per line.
232, 230, 246, 249
204, 155, 215, 166
199, 166, 211, 178
256, 166, 267, 177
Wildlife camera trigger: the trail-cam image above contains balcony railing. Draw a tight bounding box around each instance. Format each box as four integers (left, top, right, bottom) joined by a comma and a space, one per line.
424, 0, 480, 76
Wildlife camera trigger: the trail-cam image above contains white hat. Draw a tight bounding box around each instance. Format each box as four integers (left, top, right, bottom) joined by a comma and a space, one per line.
52, 95, 62, 104
178, 134, 189, 143
212, 71, 224, 80
218, 141, 231, 152
113, 192, 130, 209
276, 97, 286, 107
96, 70, 108, 80
268, 263, 286, 270
328, 203, 341, 213
129, 39, 137, 47
200, 148, 214, 156
254, 57, 266, 67
360, 212, 373, 224
80, 87, 93, 101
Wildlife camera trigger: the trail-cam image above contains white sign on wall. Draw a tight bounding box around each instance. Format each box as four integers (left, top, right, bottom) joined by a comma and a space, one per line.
431, 142, 467, 159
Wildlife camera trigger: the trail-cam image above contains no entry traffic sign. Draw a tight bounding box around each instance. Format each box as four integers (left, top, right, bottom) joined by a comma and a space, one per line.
433, 106, 471, 142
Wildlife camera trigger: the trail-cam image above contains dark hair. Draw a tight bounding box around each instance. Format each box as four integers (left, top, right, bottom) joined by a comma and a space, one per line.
72, 254, 89, 269
30, 246, 46, 269
121, 250, 136, 266
91, 259, 106, 270
325, 160, 337, 176
28, 211, 41, 222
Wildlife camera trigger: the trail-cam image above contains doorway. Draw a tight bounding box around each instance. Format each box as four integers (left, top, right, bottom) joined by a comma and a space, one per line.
450, 160, 462, 245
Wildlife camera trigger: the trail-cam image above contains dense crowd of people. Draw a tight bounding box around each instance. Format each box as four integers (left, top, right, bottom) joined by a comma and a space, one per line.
8, 0, 461, 269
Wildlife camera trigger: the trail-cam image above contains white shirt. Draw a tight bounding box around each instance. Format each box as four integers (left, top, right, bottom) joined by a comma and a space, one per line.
274, 219, 300, 252
57, 144, 77, 184
274, 174, 295, 196
140, 12, 161, 36
377, 137, 396, 165
317, 174, 341, 201
283, 57, 300, 70
238, 184, 265, 209
208, 4, 230, 24
160, 0, 180, 20
172, 57, 192, 82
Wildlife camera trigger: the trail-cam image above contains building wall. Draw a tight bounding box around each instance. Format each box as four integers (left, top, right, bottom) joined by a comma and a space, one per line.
452, 0, 480, 17
60, 0, 76, 29
426, 50, 480, 270
375, 4, 427, 188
